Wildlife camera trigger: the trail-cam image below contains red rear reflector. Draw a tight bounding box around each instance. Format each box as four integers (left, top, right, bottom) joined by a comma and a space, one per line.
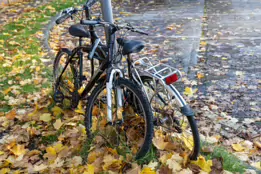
165, 73, 179, 85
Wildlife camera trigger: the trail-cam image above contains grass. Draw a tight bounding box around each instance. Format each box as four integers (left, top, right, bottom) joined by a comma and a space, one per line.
137, 145, 158, 165
0, 0, 86, 112
201, 142, 247, 173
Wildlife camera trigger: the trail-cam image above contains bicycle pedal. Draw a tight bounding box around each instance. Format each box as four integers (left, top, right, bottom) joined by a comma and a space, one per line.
54, 90, 64, 103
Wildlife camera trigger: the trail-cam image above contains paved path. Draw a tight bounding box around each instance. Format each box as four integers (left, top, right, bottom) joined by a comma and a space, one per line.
202, 0, 261, 123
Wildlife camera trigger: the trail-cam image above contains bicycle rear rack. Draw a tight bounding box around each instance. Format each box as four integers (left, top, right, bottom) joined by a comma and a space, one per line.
133, 57, 182, 85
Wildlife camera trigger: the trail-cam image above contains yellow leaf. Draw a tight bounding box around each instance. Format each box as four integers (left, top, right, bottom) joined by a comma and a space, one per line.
53, 143, 64, 153
197, 73, 204, 79
28, 103, 39, 117
0, 151, 4, 155
251, 161, 261, 170
102, 155, 122, 171
46, 147, 56, 156
10, 144, 26, 156
40, 113, 52, 122
83, 164, 95, 174
167, 26, 174, 30
53, 119, 63, 130
75, 101, 85, 114
51, 106, 64, 116
0, 168, 10, 174
191, 155, 212, 173
254, 141, 261, 149
184, 87, 197, 96
222, 57, 228, 60
152, 137, 168, 150
200, 41, 207, 46
35, 66, 41, 72
141, 167, 156, 174
9, 41, 20, 46
180, 133, 194, 151
3, 87, 12, 95
231, 143, 244, 152
78, 86, 85, 95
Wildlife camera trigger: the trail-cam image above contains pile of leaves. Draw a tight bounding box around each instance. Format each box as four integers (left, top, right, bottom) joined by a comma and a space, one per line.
0, 0, 260, 173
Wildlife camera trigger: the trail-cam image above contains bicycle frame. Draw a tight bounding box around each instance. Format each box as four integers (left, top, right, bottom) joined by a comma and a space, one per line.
55, 20, 124, 122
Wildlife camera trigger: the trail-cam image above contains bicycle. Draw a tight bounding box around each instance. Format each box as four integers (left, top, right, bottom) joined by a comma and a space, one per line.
53, 1, 154, 159
123, 55, 201, 160
53, 0, 200, 160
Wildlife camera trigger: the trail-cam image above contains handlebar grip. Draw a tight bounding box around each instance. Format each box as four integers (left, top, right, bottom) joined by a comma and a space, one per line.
135, 29, 149, 35
81, 20, 99, 25
56, 13, 71, 24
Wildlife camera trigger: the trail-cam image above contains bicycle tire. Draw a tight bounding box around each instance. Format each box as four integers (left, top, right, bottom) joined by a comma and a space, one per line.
53, 49, 79, 108
85, 78, 154, 159
140, 75, 200, 160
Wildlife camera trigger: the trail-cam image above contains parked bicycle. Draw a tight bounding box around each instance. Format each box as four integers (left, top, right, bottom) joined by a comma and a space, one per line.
53, 0, 200, 160
53, 1, 153, 159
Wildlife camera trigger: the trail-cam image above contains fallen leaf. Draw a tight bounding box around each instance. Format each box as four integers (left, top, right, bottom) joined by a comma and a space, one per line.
75, 101, 85, 114
141, 167, 156, 174
184, 87, 197, 96
40, 113, 52, 122
33, 164, 48, 172
6, 110, 16, 120
53, 119, 63, 130
231, 143, 244, 152
197, 73, 204, 79
51, 106, 64, 116
254, 141, 261, 149
9, 144, 26, 156
83, 164, 95, 174
0, 168, 11, 174
251, 162, 261, 170
191, 155, 212, 173
152, 137, 168, 150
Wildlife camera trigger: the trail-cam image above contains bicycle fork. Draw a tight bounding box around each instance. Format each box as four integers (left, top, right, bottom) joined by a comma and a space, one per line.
106, 67, 123, 123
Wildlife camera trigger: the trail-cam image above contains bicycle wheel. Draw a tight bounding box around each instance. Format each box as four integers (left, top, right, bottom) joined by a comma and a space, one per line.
85, 78, 154, 159
53, 50, 79, 108
141, 75, 200, 160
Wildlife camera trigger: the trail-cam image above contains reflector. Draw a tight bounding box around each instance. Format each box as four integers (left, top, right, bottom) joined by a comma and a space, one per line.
165, 73, 179, 85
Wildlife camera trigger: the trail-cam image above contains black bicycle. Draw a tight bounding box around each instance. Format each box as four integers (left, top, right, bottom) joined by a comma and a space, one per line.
53, 1, 154, 159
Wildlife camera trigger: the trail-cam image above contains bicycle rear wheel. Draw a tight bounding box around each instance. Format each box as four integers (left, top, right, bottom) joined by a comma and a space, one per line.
141, 76, 200, 160
53, 50, 79, 108
85, 78, 154, 160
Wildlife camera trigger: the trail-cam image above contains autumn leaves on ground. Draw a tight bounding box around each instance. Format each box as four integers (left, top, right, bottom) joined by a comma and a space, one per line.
0, 0, 260, 173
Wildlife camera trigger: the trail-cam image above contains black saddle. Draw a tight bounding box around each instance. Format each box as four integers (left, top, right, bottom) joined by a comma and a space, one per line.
69, 24, 90, 38
117, 38, 145, 55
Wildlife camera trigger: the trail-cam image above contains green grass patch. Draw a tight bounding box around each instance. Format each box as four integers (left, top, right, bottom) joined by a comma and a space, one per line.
0, 0, 86, 112
201, 142, 247, 173
136, 145, 158, 165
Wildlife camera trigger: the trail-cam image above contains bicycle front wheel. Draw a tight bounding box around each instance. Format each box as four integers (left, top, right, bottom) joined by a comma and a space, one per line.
141, 75, 200, 160
85, 78, 154, 160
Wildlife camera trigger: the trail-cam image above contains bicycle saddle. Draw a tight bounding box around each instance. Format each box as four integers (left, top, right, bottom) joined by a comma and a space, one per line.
69, 24, 90, 37
117, 38, 145, 55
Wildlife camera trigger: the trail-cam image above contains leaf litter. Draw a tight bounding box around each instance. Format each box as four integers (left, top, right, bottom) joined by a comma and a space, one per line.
0, 0, 261, 173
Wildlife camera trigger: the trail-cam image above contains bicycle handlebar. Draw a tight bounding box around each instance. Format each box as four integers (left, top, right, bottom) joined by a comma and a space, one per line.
81, 20, 149, 35
56, 13, 71, 24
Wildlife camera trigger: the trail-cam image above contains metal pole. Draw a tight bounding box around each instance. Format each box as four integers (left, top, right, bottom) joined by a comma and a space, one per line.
100, 0, 114, 44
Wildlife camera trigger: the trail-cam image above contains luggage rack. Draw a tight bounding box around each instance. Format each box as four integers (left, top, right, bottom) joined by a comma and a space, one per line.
133, 57, 182, 84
